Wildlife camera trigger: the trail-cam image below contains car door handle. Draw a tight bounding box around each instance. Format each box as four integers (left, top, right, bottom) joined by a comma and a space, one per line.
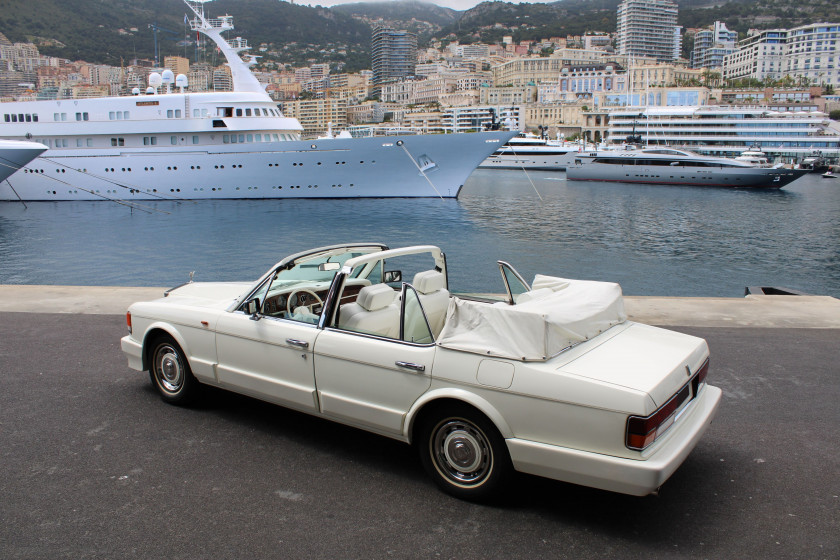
286, 338, 309, 349
395, 361, 425, 372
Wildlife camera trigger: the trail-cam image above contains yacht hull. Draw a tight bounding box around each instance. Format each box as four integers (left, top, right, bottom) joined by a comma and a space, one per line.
567, 160, 807, 189
0, 140, 48, 183
0, 131, 514, 201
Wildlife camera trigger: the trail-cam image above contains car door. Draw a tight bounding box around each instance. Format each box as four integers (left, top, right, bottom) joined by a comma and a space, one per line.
313, 284, 434, 436
215, 310, 320, 413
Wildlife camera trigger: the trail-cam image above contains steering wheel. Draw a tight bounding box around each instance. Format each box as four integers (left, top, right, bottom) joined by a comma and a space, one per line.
286, 288, 323, 316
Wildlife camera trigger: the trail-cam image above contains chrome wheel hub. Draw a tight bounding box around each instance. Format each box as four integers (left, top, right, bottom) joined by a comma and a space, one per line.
155, 346, 182, 393
444, 431, 482, 473
432, 419, 491, 486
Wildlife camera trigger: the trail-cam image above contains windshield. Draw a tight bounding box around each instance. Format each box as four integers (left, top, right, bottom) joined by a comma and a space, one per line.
271, 246, 383, 289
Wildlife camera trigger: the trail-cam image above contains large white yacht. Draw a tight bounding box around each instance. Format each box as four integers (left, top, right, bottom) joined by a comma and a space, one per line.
0, 0, 514, 202
0, 139, 47, 184
605, 106, 840, 166
478, 133, 583, 171
566, 146, 807, 188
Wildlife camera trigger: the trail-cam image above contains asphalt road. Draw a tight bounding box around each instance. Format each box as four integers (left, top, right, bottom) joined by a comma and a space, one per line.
1, 312, 837, 559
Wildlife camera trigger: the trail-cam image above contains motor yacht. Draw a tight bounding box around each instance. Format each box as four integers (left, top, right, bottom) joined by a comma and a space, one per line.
566, 146, 807, 188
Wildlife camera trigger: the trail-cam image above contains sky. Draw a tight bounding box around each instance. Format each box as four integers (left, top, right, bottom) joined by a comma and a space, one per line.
295, 0, 557, 12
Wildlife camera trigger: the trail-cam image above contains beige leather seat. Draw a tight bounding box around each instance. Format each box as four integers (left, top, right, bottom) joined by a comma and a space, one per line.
337, 283, 399, 338
410, 270, 450, 338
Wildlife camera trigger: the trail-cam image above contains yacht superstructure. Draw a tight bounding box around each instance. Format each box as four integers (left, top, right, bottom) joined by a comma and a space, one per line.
0, 0, 514, 202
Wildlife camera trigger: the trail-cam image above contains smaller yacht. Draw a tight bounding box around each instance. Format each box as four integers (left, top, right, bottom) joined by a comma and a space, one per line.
479, 132, 583, 171
0, 139, 48, 183
566, 146, 807, 189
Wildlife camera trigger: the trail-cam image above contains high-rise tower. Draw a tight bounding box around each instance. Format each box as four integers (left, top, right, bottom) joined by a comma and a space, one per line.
617, 0, 680, 62
371, 26, 417, 95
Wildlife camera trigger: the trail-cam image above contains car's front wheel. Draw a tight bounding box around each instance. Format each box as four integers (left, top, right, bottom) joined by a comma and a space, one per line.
418, 404, 513, 501
148, 335, 199, 405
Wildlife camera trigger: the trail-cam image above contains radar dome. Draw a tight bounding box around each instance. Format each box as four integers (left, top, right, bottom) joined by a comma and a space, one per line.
145, 87, 156, 95
148, 72, 163, 88
175, 74, 189, 88
161, 69, 175, 84
131, 87, 141, 96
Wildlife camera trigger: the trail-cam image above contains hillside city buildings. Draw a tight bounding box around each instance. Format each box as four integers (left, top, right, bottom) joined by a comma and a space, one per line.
1, 7, 838, 142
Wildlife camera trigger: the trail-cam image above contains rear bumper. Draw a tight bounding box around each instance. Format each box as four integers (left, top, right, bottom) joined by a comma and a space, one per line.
507, 385, 722, 496
121, 335, 144, 371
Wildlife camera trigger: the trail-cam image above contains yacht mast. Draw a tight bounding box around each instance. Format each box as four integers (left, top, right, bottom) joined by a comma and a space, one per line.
183, 0, 267, 95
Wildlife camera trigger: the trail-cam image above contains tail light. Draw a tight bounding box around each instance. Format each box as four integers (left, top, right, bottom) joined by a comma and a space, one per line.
126, 311, 132, 334
626, 358, 709, 451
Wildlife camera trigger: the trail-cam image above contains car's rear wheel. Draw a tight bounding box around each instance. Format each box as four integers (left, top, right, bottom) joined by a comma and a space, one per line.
148, 335, 199, 405
418, 404, 512, 501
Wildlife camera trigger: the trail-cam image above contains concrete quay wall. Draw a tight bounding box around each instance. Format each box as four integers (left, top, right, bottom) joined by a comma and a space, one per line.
1, 284, 838, 328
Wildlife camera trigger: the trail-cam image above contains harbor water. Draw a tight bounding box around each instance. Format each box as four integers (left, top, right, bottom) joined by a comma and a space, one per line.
0, 169, 838, 297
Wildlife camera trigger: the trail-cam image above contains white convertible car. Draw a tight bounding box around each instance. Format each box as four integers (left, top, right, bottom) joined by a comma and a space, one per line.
121, 243, 721, 500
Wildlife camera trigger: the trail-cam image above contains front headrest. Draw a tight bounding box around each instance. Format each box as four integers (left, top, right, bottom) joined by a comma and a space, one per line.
412, 270, 446, 294
357, 283, 396, 311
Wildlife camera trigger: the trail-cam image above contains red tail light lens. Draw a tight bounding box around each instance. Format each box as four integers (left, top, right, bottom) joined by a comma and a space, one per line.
126, 311, 132, 334
626, 358, 709, 451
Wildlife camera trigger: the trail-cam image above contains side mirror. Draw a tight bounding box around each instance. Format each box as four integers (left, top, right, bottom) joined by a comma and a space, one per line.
246, 298, 261, 318
383, 270, 402, 283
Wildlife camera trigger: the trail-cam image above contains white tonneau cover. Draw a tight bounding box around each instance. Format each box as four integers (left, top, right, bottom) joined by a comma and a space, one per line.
437, 275, 627, 361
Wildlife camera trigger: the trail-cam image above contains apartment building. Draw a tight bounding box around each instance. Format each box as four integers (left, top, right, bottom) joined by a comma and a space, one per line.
371, 27, 417, 93
783, 23, 840, 86
280, 98, 348, 135
492, 49, 622, 86
691, 22, 737, 69
478, 84, 538, 105
163, 56, 190, 77
722, 29, 787, 82
616, 0, 680, 62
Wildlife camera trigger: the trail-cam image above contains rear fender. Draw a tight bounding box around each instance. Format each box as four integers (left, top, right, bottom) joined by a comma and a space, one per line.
404, 388, 514, 443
